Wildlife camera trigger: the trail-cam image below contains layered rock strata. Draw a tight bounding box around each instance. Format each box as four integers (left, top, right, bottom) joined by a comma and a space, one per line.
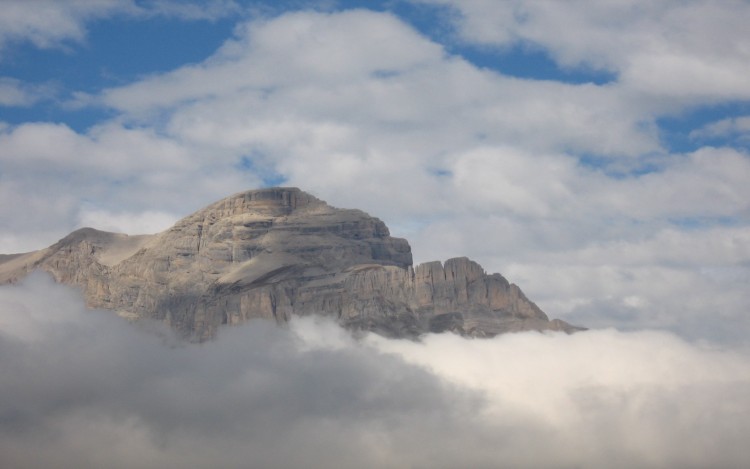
0, 187, 582, 340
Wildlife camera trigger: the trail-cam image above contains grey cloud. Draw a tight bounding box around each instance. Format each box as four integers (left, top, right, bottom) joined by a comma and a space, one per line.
0, 274, 483, 468
500, 261, 750, 345
2, 274, 750, 468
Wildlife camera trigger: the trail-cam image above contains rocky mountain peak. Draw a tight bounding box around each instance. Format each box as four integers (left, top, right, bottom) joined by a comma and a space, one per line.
0, 187, 582, 340
187, 187, 323, 220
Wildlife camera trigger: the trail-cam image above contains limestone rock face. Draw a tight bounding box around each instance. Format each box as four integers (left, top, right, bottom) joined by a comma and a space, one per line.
0, 187, 582, 340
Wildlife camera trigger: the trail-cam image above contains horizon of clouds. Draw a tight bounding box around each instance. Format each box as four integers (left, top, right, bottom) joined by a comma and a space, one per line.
1, 273, 749, 468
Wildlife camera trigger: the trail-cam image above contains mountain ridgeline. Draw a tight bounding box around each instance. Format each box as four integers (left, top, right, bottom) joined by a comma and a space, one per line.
0, 188, 582, 340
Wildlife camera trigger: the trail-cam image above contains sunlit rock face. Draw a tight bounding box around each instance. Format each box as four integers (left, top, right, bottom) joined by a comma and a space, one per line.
0, 187, 582, 340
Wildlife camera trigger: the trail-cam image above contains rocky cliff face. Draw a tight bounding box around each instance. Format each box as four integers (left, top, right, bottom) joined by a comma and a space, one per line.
0, 187, 582, 340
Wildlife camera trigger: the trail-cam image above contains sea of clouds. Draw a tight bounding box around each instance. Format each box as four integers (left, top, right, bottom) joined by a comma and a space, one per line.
2, 273, 748, 468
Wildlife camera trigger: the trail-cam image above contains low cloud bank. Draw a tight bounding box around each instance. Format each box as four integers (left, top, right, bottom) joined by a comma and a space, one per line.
1, 274, 749, 468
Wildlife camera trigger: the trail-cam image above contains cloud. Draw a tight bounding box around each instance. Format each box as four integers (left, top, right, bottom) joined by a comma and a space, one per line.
142, 0, 241, 21
1, 274, 749, 468
454, 146, 750, 223
504, 261, 750, 343
96, 9, 446, 114
0, 0, 239, 56
0, 121, 262, 252
0, 0, 126, 53
92, 9, 659, 161
416, 0, 750, 101
88, 9, 663, 222
76, 207, 177, 235
691, 116, 750, 142
374, 328, 750, 468
0, 77, 53, 107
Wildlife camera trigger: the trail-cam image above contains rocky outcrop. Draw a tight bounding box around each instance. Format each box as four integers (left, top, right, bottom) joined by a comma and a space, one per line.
0, 187, 582, 340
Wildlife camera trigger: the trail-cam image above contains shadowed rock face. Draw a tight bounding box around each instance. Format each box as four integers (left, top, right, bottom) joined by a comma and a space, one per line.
0, 187, 582, 340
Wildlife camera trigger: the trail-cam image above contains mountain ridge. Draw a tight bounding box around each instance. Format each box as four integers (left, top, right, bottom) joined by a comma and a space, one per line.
0, 187, 583, 340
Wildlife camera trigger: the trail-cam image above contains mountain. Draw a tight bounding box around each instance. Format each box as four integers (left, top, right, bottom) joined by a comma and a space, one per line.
0, 187, 582, 340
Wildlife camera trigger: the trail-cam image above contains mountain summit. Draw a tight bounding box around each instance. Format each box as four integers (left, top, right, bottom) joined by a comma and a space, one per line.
0, 187, 582, 340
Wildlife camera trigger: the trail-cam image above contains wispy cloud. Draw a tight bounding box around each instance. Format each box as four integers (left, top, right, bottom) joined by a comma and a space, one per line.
0, 77, 54, 107
0, 0, 240, 57
690, 116, 750, 142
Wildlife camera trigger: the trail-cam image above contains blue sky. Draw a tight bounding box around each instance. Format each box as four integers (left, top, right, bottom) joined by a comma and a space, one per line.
2, 2, 750, 467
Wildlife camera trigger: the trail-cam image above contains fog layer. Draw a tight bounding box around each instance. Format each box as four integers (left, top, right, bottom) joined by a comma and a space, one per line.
1, 274, 749, 468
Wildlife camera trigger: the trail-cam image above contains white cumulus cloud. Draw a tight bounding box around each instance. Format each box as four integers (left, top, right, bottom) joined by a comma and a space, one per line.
415, 0, 750, 102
